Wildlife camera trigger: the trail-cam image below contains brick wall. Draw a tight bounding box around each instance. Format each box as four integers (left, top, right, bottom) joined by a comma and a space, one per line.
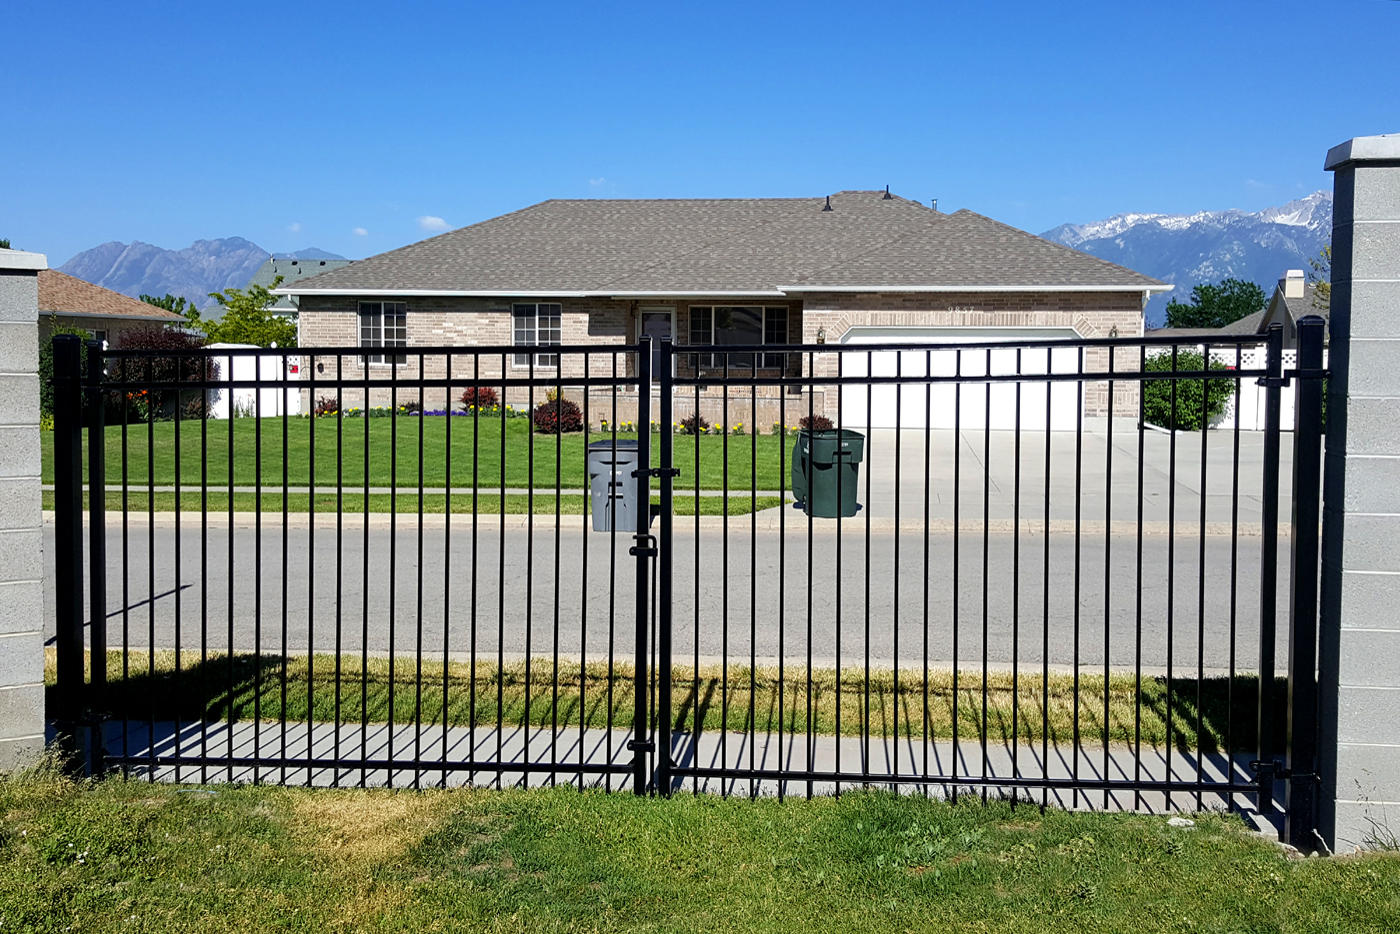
298, 295, 633, 411
297, 290, 1145, 419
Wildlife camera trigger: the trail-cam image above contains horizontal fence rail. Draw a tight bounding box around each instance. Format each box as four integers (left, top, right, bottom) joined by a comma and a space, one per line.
48, 322, 1328, 839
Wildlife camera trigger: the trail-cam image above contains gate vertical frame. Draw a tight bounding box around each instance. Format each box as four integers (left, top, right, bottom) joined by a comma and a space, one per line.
630, 337, 653, 794
85, 340, 107, 774
51, 334, 86, 765
1286, 316, 1326, 850
656, 338, 675, 795
1256, 323, 1285, 810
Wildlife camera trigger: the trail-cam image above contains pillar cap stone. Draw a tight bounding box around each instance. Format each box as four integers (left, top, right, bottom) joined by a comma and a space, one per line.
0, 249, 46, 272
1325, 133, 1400, 171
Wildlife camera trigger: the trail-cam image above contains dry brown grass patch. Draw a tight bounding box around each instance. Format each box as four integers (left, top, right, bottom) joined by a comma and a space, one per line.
289, 788, 455, 869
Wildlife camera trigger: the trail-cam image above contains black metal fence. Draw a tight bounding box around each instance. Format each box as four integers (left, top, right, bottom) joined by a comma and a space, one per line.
48, 318, 1329, 848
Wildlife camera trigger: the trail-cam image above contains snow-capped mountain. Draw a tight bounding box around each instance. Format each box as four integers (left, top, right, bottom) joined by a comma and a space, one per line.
1042, 192, 1331, 326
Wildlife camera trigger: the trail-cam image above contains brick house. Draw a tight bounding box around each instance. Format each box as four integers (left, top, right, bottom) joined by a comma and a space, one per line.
37, 270, 185, 345
281, 191, 1168, 428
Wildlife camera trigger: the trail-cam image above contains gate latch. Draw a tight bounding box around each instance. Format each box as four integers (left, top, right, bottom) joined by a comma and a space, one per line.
626, 738, 655, 753
631, 467, 681, 480
629, 534, 658, 558
1250, 758, 1289, 780
1257, 375, 1292, 388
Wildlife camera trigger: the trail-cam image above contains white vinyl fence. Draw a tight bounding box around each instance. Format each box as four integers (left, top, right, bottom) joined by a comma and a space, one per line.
1154, 344, 1326, 431
205, 343, 303, 419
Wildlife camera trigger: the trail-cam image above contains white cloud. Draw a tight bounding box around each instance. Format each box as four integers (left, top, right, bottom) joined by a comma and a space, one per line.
287, 221, 302, 233
352, 227, 369, 237
417, 215, 450, 232
588, 177, 607, 188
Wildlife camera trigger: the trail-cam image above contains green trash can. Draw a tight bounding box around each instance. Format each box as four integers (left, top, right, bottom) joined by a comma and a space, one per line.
791, 429, 865, 518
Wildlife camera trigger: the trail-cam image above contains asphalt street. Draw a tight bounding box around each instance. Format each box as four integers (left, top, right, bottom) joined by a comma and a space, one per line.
47, 512, 1292, 674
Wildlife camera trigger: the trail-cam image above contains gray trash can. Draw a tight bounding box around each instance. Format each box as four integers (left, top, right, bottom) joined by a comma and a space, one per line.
587, 439, 642, 532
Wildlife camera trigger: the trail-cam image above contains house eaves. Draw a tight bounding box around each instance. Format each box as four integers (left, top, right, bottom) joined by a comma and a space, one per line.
776, 283, 1174, 294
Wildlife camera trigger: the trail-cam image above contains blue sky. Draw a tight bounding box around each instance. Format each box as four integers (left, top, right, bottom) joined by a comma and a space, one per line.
5, 0, 1397, 266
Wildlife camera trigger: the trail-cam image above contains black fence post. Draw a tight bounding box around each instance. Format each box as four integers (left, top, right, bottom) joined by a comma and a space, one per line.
656, 337, 674, 795
1286, 316, 1326, 851
631, 337, 653, 794
1256, 323, 1285, 812
84, 340, 107, 774
51, 335, 86, 768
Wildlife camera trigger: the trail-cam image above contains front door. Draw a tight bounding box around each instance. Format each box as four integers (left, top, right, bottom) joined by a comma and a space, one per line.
640, 308, 673, 376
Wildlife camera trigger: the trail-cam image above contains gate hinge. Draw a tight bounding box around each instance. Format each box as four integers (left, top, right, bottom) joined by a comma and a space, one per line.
626, 738, 655, 753
631, 467, 681, 480
629, 533, 658, 558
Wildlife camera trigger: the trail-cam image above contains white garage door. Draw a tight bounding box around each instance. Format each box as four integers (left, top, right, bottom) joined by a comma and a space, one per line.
839, 327, 1085, 431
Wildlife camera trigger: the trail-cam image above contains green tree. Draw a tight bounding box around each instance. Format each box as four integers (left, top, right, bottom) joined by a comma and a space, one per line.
200, 275, 296, 347
140, 292, 202, 329
1164, 278, 1266, 329
1308, 245, 1331, 310
0, 238, 11, 249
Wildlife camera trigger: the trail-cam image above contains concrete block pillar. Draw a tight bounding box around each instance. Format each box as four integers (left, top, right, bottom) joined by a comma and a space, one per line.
1320, 134, 1400, 851
0, 248, 46, 769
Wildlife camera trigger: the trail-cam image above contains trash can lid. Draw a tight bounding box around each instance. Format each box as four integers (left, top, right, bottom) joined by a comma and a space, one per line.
588, 439, 640, 450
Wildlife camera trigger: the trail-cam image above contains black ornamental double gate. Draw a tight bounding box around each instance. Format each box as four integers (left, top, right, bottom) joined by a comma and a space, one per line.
49, 319, 1329, 848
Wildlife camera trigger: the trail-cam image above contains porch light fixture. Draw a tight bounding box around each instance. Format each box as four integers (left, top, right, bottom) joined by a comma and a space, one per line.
816, 327, 826, 344
1109, 325, 1119, 338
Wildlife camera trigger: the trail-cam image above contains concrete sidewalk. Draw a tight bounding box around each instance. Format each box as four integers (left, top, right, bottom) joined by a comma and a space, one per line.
93, 718, 1281, 833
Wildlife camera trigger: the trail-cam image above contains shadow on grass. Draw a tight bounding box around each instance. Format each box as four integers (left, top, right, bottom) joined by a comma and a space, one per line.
62, 652, 1289, 758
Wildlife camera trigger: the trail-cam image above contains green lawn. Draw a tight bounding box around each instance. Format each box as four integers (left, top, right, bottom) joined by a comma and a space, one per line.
3, 768, 1397, 933
41, 417, 792, 491
52, 650, 1286, 753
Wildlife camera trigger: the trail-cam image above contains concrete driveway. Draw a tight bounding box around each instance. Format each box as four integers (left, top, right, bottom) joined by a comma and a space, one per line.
850, 416, 1298, 529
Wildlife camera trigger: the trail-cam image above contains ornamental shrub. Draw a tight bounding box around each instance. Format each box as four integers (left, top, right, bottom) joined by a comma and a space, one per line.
799, 414, 834, 432
106, 326, 217, 423
678, 412, 711, 435
460, 386, 499, 408
532, 395, 584, 434
1142, 350, 1235, 431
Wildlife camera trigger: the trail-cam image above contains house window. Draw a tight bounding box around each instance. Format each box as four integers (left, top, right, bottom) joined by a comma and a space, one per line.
90, 329, 109, 345
513, 303, 561, 368
689, 306, 789, 369
359, 301, 407, 365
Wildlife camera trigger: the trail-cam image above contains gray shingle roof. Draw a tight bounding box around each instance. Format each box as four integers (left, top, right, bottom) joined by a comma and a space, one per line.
282, 191, 1164, 295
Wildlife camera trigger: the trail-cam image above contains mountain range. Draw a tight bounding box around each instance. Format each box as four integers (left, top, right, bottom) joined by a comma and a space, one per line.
55, 192, 1331, 328
1041, 191, 1331, 326
58, 238, 346, 311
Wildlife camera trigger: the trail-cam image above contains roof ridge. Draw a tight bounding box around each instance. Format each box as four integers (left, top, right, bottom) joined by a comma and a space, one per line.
786, 212, 949, 285
588, 206, 807, 291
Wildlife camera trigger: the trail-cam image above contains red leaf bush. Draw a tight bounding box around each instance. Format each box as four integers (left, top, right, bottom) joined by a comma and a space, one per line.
532, 396, 584, 434
460, 386, 499, 408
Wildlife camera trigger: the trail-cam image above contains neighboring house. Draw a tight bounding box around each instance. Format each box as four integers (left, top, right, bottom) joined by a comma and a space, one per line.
1258, 269, 1329, 348
243, 256, 352, 323
1148, 269, 1331, 431
37, 269, 185, 345
279, 191, 1169, 428
1149, 269, 1329, 349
